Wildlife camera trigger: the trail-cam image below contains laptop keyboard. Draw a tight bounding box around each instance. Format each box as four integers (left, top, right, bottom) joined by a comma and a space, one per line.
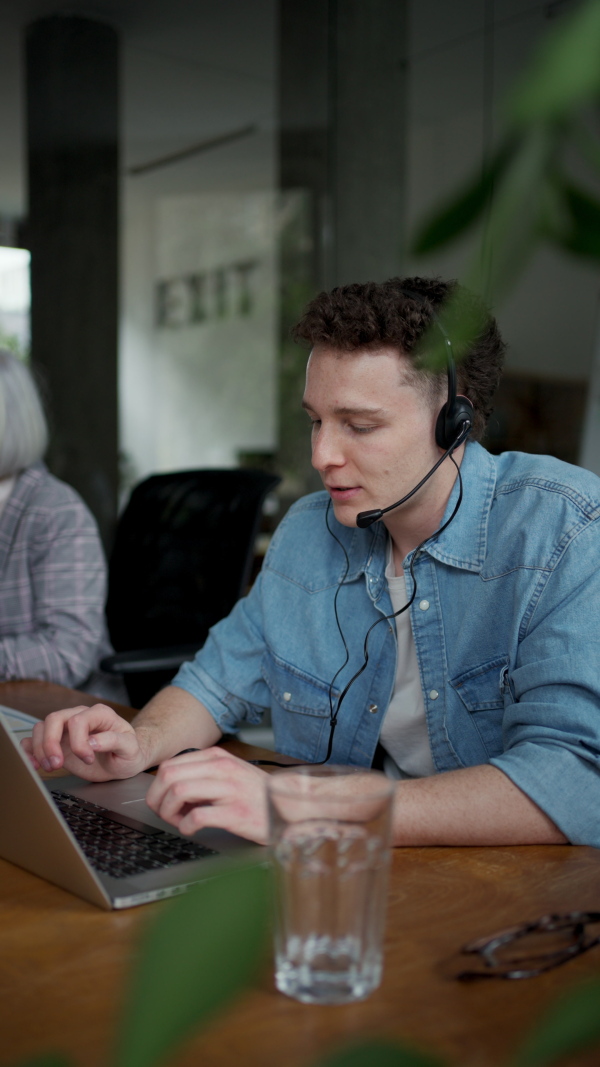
51, 789, 218, 879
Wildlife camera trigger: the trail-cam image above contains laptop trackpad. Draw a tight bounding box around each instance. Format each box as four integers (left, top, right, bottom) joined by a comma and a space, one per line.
55, 772, 257, 853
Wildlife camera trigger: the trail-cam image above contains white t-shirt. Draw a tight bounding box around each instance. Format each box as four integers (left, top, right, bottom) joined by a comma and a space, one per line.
379, 538, 436, 780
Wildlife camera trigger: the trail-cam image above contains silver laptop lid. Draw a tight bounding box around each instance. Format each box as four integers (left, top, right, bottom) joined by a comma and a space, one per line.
0, 711, 110, 908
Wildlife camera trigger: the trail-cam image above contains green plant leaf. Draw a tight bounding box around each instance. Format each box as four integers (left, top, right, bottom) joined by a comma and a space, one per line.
552, 181, 600, 258
571, 113, 600, 177
414, 132, 562, 368
467, 125, 558, 302
508, 0, 600, 125
313, 1039, 443, 1067
114, 860, 271, 1067
8, 1057, 71, 1067
413, 283, 497, 374
411, 142, 514, 255
513, 975, 600, 1067
411, 1, 600, 299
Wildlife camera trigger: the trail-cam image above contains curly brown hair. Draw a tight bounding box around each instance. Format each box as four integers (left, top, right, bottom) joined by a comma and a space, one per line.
292, 276, 505, 441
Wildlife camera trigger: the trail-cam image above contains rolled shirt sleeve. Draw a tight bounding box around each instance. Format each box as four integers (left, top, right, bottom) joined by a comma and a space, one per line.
173, 570, 271, 732
490, 517, 600, 845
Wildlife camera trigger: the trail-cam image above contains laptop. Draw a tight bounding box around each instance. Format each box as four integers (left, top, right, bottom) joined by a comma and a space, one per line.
0, 710, 263, 909
0, 704, 39, 739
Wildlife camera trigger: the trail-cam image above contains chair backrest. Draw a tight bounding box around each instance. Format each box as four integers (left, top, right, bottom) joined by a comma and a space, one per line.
106, 468, 280, 654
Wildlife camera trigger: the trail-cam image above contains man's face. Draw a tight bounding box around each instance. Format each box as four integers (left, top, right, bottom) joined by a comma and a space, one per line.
302, 344, 443, 530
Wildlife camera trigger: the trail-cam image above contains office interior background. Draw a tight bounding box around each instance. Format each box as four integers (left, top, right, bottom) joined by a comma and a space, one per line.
0, 0, 598, 548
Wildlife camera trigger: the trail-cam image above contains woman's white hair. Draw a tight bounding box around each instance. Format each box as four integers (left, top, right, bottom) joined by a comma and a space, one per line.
0, 349, 48, 479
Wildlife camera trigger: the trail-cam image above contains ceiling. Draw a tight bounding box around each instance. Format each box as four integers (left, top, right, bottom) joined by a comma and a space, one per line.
0, 0, 277, 217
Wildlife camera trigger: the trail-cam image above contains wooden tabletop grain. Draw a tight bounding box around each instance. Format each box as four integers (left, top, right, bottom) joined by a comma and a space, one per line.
1, 681, 600, 1067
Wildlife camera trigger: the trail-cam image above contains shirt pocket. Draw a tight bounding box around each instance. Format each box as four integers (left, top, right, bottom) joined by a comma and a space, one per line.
449, 654, 508, 758
261, 653, 338, 762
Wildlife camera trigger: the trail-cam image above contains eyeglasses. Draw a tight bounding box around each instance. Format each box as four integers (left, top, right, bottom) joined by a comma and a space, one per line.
453, 912, 600, 980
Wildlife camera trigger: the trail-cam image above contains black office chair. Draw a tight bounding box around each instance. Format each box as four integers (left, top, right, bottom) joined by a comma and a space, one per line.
101, 468, 280, 708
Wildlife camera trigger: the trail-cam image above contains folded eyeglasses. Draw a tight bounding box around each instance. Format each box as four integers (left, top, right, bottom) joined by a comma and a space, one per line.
451, 911, 600, 981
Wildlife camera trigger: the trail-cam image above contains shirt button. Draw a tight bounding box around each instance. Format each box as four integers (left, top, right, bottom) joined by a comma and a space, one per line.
419, 599, 430, 611
429, 690, 439, 700
368, 703, 378, 714
283, 692, 292, 702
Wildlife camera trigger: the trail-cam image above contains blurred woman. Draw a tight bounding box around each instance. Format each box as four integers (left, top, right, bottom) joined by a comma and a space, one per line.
0, 348, 112, 690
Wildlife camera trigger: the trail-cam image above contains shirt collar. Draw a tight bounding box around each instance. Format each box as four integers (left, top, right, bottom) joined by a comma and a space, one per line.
420, 440, 496, 572
331, 440, 496, 581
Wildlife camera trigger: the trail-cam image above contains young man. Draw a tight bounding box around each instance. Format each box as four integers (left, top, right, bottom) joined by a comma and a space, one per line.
24, 278, 600, 848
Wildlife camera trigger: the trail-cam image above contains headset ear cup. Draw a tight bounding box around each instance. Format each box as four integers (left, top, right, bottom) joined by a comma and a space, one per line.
435, 396, 474, 449
435, 403, 449, 449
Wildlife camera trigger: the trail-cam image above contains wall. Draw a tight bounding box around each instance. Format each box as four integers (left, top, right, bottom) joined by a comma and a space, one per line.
121, 188, 277, 484
119, 0, 278, 495
403, 0, 599, 388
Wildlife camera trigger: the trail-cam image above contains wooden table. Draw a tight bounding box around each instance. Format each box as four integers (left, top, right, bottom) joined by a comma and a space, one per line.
2, 681, 600, 1067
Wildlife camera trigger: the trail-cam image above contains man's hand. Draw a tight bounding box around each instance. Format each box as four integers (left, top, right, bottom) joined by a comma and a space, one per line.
21, 704, 147, 782
146, 747, 270, 844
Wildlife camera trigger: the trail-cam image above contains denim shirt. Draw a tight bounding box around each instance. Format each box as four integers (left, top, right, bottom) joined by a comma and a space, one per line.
174, 441, 600, 847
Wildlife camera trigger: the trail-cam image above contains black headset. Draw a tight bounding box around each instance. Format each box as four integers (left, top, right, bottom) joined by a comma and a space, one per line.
434, 325, 474, 450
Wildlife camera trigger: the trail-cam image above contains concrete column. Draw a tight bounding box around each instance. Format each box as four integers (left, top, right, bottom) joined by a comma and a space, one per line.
329, 0, 407, 286
26, 15, 119, 546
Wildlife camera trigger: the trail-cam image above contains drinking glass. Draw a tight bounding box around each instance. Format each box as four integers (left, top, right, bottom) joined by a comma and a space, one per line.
267, 765, 394, 1004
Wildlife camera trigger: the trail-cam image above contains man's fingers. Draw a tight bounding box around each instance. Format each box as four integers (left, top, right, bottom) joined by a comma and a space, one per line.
28, 703, 136, 772
20, 736, 41, 769
66, 709, 133, 763
177, 800, 252, 839
149, 770, 231, 823
30, 705, 99, 766
85, 729, 139, 760
146, 751, 269, 844
154, 777, 267, 843
147, 750, 247, 810
31, 714, 69, 769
